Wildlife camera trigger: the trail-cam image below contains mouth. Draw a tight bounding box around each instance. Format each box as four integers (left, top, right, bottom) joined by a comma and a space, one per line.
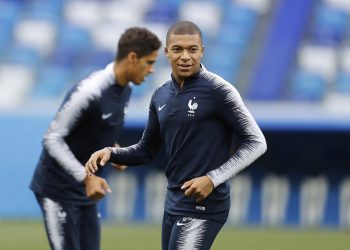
178, 64, 192, 71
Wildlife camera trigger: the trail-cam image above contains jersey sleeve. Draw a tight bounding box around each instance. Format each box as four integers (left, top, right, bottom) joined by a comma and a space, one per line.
43, 86, 94, 182
110, 91, 162, 165
206, 80, 267, 187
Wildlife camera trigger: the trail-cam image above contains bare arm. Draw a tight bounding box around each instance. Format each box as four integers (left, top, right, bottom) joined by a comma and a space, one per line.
85, 147, 112, 175
84, 174, 111, 200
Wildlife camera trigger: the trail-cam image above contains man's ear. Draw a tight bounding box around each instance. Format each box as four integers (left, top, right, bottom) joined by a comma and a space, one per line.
164, 47, 169, 58
127, 51, 138, 63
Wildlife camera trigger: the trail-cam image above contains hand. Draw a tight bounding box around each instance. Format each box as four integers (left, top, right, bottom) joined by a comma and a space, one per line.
84, 174, 111, 200
111, 163, 128, 171
85, 147, 112, 175
181, 176, 214, 202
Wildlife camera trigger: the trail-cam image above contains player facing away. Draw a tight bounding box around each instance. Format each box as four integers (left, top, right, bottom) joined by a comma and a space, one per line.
85, 21, 267, 250
30, 27, 161, 250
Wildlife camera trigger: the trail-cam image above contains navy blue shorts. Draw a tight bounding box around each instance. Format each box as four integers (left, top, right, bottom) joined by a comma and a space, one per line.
35, 194, 100, 250
162, 211, 224, 250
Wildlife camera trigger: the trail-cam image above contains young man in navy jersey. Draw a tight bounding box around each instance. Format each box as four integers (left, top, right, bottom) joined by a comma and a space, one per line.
30, 27, 161, 250
85, 21, 267, 250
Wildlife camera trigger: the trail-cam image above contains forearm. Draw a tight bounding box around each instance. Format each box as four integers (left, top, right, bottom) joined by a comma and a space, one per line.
209, 80, 267, 187
207, 135, 267, 188
109, 98, 161, 166
109, 141, 155, 165
44, 134, 85, 182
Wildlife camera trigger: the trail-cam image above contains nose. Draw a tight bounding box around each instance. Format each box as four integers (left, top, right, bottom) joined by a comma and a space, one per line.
148, 65, 155, 74
180, 49, 190, 60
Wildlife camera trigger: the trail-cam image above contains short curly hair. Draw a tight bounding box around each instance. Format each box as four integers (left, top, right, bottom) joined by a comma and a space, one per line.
166, 21, 203, 45
116, 27, 162, 61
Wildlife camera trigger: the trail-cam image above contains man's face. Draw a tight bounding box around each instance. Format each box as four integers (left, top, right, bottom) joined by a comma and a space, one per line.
165, 33, 204, 83
129, 50, 159, 85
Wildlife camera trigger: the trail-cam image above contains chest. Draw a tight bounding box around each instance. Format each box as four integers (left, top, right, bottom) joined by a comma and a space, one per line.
156, 86, 216, 128
94, 88, 130, 127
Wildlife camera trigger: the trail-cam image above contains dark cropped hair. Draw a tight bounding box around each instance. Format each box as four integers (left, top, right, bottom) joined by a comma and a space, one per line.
116, 27, 162, 61
166, 21, 203, 45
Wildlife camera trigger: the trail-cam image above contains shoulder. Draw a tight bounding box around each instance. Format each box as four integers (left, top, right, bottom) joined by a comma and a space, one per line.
151, 80, 172, 99
60, 63, 115, 110
72, 63, 115, 99
200, 67, 239, 97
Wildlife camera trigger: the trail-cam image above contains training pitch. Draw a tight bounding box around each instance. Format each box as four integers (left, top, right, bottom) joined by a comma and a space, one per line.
0, 221, 349, 250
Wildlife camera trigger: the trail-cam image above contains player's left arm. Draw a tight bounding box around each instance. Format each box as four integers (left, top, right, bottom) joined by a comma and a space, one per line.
182, 81, 266, 202
84, 174, 112, 200
206, 81, 267, 188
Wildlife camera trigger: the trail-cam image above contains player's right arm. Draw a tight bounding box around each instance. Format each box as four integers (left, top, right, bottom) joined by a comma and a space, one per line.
110, 143, 128, 171
44, 83, 95, 182
85, 147, 112, 175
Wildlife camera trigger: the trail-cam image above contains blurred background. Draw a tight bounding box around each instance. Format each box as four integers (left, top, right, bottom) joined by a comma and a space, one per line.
1, 0, 350, 248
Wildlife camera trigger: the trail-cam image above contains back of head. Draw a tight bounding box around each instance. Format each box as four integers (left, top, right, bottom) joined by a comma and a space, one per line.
166, 21, 203, 45
116, 27, 162, 61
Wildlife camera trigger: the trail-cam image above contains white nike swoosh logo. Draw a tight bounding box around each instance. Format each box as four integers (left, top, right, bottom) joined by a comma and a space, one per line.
176, 221, 186, 226
57, 211, 67, 218
176, 218, 191, 226
158, 104, 166, 111
102, 113, 112, 119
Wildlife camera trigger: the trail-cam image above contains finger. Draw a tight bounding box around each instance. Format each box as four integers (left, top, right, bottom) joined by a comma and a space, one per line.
86, 160, 95, 174
86, 158, 94, 174
85, 165, 91, 175
181, 182, 188, 190
85, 161, 94, 175
118, 165, 128, 171
181, 179, 194, 190
86, 168, 93, 176
99, 157, 105, 167
111, 163, 127, 171
86, 186, 106, 200
100, 152, 110, 166
184, 186, 196, 197
85, 169, 92, 176
94, 189, 106, 199
87, 190, 99, 199
196, 196, 204, 203
92, 155, 99, 171
111, 163, 119, 170
101, 179, 112, 193
90, 193, 104, 200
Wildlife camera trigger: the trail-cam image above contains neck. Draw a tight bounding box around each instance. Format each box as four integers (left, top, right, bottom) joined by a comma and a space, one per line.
114, 61, 128, 87
172, 74, 184, 89
177, 80, 184, 89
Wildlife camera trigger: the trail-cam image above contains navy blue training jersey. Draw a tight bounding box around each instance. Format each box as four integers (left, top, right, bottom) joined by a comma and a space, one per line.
30, 63, 132, 205
110, 65, 267, 223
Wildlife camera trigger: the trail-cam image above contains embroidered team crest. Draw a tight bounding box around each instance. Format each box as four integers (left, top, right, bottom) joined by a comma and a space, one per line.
187, 97, 198, 117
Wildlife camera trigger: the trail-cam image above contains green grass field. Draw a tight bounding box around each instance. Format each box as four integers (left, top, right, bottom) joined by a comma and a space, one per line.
1, 220, 349, 250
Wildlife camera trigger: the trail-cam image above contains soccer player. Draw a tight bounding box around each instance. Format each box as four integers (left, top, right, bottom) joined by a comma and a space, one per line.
30, 27, 161, 250
85, 21, 267, 250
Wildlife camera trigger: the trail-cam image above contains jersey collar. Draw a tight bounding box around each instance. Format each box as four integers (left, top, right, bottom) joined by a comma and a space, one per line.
170, 64, 206, 89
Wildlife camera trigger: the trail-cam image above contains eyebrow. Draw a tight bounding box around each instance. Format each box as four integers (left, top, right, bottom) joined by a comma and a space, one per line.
171, 45, 199, 49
